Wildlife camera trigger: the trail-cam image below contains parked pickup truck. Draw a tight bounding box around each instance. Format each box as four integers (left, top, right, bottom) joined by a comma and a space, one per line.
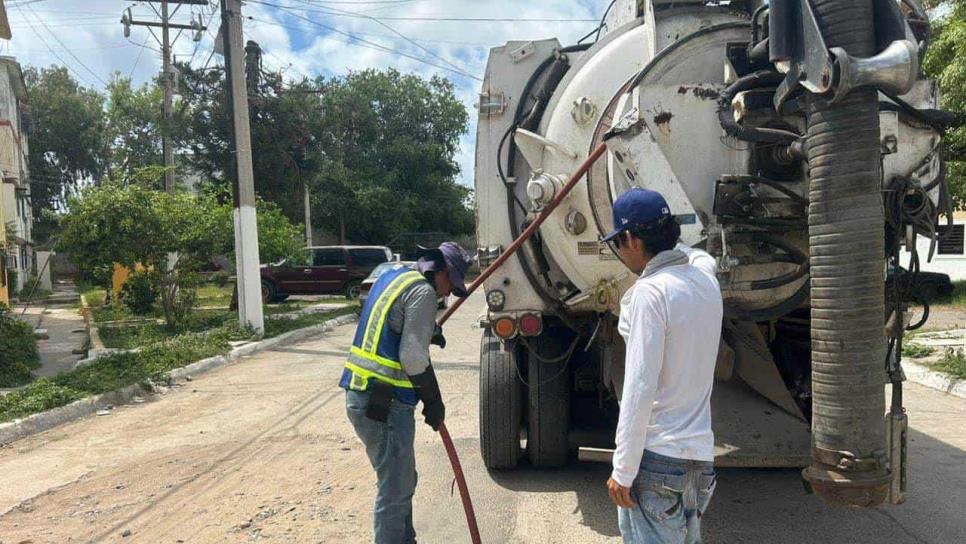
260, 246, 392, 303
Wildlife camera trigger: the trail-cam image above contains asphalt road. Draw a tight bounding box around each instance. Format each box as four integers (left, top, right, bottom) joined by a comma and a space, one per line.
0, 293, 964, 543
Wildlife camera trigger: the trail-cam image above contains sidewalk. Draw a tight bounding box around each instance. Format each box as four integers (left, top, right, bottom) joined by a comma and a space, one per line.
15, 281, 87, 378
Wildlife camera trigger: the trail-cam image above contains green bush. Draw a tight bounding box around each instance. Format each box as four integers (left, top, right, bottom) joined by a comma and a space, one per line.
0, 302, 40, 387
120, 270, 160, 315
0, 379, 83, 420
937, 349, 966, 381
211, 270, 230, 288
902, 343, 934, 359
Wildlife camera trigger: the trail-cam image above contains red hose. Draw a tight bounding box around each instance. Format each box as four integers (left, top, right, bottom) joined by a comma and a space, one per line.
439, 422, 482, 544
434, 142, 609, 544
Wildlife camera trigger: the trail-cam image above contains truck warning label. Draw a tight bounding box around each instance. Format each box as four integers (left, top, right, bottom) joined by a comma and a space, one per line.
577, 241, 618, 261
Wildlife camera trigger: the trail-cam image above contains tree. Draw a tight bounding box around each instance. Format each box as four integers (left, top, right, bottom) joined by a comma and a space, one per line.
311, 69, 474, 243
58, 181, 303, 327
923, 1, 966, 209
24, 66, 107, 243
177, 62, 322, 221
176, 62, 475, 242
103, 76, 163, 185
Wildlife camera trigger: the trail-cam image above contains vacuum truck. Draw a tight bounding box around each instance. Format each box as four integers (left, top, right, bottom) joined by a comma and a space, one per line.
474, 0, 955, 507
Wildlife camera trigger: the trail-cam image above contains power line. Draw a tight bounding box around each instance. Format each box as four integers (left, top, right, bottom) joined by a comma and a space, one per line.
186, 2, 220, 65
24, 2, 109, 86
129, 36, 150, 78
308, 0, 469, 76
248, 3, 482, 81
12, 3, 97, 87
264, 1, 597, 22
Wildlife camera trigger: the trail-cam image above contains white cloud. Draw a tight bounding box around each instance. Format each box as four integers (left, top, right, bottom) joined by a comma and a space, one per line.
6, 0, 612, 187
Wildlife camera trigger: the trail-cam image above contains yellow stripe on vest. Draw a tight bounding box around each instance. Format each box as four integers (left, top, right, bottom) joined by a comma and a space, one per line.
360, 270, 424, 354
345, 362, 414, 389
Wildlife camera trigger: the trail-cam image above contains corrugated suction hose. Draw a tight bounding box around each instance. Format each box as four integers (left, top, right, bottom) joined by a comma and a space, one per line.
802, 0, 892, 507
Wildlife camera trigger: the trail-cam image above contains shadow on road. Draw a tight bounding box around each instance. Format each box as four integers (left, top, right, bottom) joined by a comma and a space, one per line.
704, 429, 966, 543
479, 426, 966, 543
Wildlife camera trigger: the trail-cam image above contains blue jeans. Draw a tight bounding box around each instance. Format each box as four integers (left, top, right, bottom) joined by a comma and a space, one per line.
618, 450, 716, 544
346, 390, 418, 544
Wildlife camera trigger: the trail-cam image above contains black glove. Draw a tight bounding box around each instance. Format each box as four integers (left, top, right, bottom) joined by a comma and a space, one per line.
430, 324, 446, 349
409, 366, 445, 431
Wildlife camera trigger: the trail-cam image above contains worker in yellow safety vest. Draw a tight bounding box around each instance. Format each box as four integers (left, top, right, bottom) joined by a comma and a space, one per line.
339, 242, 471, 544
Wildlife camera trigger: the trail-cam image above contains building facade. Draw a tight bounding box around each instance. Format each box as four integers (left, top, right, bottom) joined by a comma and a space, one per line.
0, 55, 31, 301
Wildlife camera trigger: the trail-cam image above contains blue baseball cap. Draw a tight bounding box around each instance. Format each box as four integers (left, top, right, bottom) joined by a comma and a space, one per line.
416, 242, 473, 297
601, 188, 672, 242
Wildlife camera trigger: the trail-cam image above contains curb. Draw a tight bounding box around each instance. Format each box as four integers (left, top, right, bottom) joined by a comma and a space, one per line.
903, 360, 966, 400
0, 313, 358, 446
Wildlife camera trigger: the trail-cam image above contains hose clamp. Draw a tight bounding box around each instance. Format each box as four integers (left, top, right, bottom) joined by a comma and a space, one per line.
814, 446, 887, 472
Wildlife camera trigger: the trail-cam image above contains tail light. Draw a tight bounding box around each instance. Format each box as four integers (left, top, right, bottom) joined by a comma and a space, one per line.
493, 317, 516, 339
519, 313, 543, 336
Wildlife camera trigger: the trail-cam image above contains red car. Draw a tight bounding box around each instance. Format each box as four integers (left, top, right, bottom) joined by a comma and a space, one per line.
260, 246, 393, 303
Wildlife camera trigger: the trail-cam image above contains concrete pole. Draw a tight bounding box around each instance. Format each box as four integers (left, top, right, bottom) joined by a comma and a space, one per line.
161, 1, 175, 192
304, 183, 313, 246
221, 0, 264, 334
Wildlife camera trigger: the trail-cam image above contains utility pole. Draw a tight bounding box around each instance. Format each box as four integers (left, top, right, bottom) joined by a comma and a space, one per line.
220, 0, 264, 334
160, 1, 174, 191
121, 0, 207, 191
304, 184, 313, 246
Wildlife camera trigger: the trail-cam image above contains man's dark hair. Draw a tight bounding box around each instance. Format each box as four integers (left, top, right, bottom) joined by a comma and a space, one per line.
627, 218, 681, 256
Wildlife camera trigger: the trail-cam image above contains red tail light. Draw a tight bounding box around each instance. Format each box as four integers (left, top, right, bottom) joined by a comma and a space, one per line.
519, 313, 542, 336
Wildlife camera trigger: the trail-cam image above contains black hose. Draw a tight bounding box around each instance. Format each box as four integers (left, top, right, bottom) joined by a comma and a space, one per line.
751, 4, 769, 44
802, 0, 890, 507
717, 70, 801, 145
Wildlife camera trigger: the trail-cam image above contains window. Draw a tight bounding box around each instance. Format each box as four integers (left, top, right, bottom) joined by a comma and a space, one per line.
938, 224, 964, 255
314, 248, 346, 266
350, 248, 391, 267
291, 249, 313, 266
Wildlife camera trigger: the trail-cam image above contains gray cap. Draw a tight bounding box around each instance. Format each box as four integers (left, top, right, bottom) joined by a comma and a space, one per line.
416, 242, 472, 298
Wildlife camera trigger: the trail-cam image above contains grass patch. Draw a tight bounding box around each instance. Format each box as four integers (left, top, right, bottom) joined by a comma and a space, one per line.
98, 309, 235, 349
936, 349, 966, 380
0, 298, 357, 422
902, 343, 935, 359
934, 281, 966, 308
196, 284, 233, 307
0, 323, 249, 423
264, 299, 325, 315
264, 304, 358, 338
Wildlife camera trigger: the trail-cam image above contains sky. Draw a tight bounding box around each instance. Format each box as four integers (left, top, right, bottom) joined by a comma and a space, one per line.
2, 0, 614, 187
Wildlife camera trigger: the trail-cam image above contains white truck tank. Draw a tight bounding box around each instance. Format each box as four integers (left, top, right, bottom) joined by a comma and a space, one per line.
475, 0, 946, 508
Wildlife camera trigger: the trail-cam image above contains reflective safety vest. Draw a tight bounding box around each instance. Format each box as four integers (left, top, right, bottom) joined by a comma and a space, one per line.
339, 266, 425, 405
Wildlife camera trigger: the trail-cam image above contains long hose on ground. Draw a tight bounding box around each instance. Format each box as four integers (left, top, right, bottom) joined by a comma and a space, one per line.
433, 143, 609, 544
801, 0, 891, 507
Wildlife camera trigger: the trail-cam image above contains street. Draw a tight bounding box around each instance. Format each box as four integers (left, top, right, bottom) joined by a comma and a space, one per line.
1, 294, 965, 543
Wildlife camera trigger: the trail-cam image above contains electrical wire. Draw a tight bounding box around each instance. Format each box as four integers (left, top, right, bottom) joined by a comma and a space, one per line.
253, 0, 596, 22
307, 1, 470, 76
12, 3, 96, 87
246, 4, 482, 81
128, 36, 150, 78
23, 2, 109, 86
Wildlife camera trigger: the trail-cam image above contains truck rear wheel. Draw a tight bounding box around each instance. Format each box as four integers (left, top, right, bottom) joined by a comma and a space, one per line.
526, 328, 573, 468
479, 329, 523, 469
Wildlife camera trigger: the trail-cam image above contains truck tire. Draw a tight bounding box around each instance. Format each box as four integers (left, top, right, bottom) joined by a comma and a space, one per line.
526, 328, 573, 468
479, 330, 523, 469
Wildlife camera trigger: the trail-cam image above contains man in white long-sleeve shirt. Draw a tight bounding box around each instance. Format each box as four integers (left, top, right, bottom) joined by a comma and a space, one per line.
601, 188, 723, 544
